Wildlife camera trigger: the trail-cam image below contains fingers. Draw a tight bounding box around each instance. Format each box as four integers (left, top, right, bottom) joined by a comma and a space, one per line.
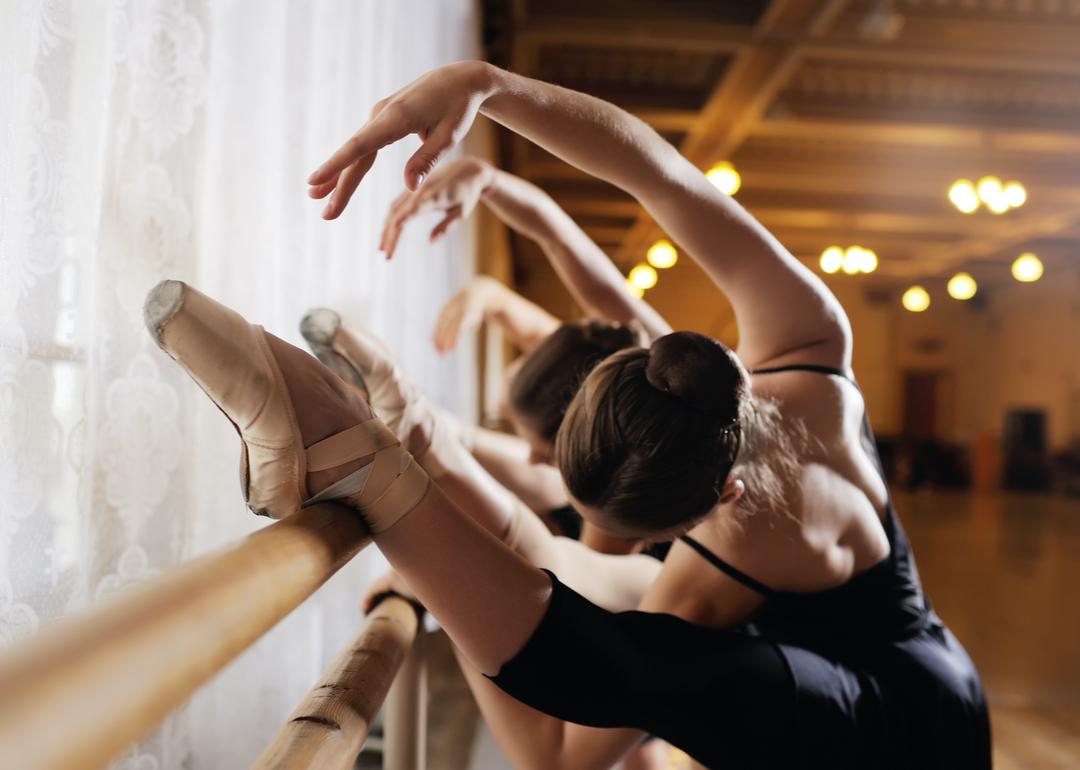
429, 207, 461, 243
383, 194, 440, 259
308, 108, 409, 186
433, 306, 460, 354
307, 176, 338, 200
404, 124, 453, 191
322, 153, 376, 220
380, 190, 417, 253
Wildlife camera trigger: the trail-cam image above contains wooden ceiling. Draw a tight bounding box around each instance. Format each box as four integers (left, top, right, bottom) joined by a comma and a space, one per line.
483, 0, 1080, 318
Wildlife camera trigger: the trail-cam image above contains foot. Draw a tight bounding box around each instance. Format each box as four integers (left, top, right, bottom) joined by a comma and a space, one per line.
145, 281, 426, 524
261, 333, 378, 499
299, 309, 436, 459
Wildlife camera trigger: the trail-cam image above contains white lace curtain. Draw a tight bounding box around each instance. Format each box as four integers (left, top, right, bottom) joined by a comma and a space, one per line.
0, 1, 479, 767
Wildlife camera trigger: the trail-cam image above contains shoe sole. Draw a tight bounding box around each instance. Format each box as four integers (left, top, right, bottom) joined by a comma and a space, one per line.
144, 279, 186, 342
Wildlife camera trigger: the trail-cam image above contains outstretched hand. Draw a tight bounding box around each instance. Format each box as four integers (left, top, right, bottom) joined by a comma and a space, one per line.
307, 62, 494, 221
379, 156, 494, 259
432, 275, 500, 354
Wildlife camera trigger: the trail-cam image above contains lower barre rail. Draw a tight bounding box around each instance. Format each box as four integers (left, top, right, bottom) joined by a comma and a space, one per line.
251, 596, 421, 769
384, 627, 427, 770
0, 503, 369, 770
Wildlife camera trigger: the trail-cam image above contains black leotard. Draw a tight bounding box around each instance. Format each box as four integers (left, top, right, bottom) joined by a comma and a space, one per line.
491, 365, 990, 769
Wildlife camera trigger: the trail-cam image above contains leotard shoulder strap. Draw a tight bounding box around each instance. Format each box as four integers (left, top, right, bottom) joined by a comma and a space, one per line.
750, 363, 854, 383
679, 534, 777, 597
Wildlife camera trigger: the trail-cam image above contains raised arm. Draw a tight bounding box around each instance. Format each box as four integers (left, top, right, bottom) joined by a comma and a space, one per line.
380, 155, 671, 340
481, 167, 671, 340
478, 68, 849, 369
310, 61, 849, 370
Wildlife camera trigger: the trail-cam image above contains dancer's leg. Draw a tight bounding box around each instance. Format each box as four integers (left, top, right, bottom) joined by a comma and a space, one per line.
148, 282, 547, 673
301, 312, 660, 610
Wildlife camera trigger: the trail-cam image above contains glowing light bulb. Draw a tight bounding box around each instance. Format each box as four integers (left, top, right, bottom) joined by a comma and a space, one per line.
1003, 181, 1027, 208
986, 195, 1010, 215
819, 246, 844, 274
1012, 253, 1043, 283
947, 272, 977, 300
842, 246, 864, 275
626, 281, 645, 298
646, 240, 678, 269
706, 161, 741, 196
628, 264, 658, 290
858, 248, 879, 274
902, 286, 930, 313
949, 180, 979, 214
977, 176, 1003, 205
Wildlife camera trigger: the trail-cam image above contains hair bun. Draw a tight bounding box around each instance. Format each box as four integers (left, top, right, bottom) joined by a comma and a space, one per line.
645, 332, 743, 419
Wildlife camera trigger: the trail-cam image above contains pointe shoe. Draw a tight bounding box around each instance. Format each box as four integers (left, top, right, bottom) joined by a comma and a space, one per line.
299, 308, 372, 401
299, 308, 436, 457
145, 281, 428, 529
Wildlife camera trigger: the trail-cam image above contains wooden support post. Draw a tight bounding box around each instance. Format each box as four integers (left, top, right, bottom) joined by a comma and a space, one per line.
251, 596, 420, 770
383, 629, 427, 770
0, 503, 368, 770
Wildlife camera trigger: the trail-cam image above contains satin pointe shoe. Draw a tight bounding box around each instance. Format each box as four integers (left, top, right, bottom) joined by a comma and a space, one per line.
144, 280, 428, 530
299, 308, 466, 472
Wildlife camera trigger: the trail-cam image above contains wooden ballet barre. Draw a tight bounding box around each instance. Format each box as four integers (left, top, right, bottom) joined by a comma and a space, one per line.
251, 595, 421, 769
0, 503, 369, 770
383, 628, 428, 770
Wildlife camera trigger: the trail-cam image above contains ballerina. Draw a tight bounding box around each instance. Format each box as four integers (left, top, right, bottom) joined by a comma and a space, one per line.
146, 59, 989, 769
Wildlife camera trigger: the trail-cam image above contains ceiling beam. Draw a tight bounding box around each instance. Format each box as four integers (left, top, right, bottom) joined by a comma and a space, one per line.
750, 118, 1080, 155
614, 0, 849, 261
515, 18, 750, 54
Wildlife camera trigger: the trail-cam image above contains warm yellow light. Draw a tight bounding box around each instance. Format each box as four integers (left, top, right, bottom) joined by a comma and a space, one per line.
977, 176, 1003, 205
858, 248, 879, 274
1003, 181, 1027, 208
628, 264, 658, 290
626, 281, 645, 298
947, 272, 977, 300
949, 179, 979, 214
986, 195, 1010, 215
902, 286, 931, 313
819, 246, 843, 274
1012, 253, 1044, 283
706, 161, 741, 196
842, 246, 864, 275
646, 240, 678, 269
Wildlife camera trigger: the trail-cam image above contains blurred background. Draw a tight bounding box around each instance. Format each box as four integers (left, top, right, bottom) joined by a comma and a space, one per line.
0, 1, 1077, 768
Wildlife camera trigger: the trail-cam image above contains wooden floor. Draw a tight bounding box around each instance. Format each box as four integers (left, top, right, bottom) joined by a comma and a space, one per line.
899, 491, 1080, 769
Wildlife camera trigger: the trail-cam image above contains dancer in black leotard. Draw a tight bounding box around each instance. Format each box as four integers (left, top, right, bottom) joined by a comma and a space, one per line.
493, 365, 989, 768
153, 60, 991, 769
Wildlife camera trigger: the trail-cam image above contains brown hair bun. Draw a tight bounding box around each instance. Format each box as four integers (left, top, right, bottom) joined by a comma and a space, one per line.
645, 332, 744, 421
556, 331, 747, 531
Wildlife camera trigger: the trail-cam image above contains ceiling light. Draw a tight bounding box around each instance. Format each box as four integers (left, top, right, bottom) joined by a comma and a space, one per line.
858, 248, 878, 274
976, 176, 1003, 205
902, 286, 930, 313
626, 280, 645, 298
948, 180, 979, 214
646, 240, 678, 269
628, 264, 658, 290
1011, 253, 1043, 283
820, 246, 843, 274
706, 161, 741, 196
1003, 181, 1027, 208
842, 247, 863, 275
947, 272, 977, 300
